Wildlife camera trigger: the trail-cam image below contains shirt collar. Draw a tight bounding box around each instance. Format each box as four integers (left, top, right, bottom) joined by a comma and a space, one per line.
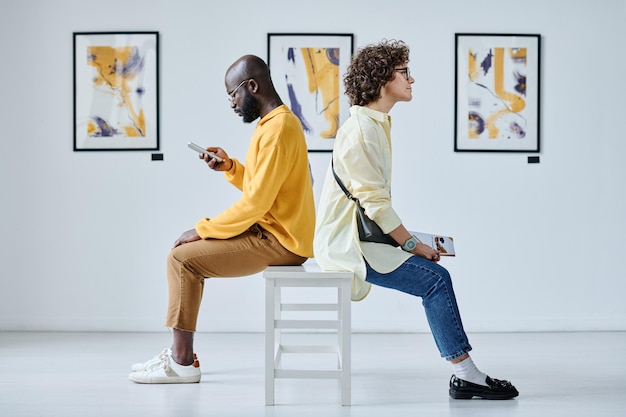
349, 105, 391, 124
258, 104, 289, 127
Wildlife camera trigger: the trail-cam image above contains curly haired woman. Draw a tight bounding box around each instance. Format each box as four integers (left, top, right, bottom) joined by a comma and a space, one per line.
314, 39, 519, 400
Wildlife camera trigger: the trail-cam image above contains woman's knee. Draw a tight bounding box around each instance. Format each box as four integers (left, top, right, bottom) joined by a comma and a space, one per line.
420, 262, 453, 293
435, 265, 453, 287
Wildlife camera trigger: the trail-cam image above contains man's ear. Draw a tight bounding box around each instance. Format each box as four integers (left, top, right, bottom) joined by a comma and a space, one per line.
247, 79, 259, 93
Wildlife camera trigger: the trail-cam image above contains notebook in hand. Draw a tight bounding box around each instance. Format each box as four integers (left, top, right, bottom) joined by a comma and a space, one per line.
409, 231, 456, 256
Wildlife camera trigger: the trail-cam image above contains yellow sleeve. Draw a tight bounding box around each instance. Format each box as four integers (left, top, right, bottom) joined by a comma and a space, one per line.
195, 146, 286, 238
223, 158, 244, 191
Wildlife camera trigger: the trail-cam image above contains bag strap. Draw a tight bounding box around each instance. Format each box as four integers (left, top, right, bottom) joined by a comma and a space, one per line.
332, 157, 379, 239
331, 158, 360, 204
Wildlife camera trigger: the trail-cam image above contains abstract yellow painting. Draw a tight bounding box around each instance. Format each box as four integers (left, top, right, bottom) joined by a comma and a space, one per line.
455, 33, 541, 152
268, 33, 353, 152
74, 32, 159, 151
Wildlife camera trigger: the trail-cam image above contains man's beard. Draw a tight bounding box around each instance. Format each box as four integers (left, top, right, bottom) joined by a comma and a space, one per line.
239, 91, 261, 123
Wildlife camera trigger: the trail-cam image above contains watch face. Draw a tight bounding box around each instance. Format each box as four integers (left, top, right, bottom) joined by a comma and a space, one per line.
404, 238, 417, 251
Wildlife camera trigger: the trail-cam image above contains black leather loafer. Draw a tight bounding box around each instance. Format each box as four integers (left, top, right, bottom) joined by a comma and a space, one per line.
449, 375, 519, 400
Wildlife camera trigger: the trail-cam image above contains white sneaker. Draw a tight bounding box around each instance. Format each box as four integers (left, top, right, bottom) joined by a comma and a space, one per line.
130, 348, 171, 372
130, 348, 199, 372
128, 350, 201, 384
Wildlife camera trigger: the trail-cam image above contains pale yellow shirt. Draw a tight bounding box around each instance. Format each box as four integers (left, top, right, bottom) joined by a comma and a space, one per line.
314, 106, 411, 300
196, 105, 315, 258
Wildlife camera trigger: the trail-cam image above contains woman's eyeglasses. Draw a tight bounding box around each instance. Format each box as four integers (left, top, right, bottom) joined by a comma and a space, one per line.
394, 68, 411, 80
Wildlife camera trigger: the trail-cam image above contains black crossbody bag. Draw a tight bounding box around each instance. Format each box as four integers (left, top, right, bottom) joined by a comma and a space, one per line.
331, 160, 399, 247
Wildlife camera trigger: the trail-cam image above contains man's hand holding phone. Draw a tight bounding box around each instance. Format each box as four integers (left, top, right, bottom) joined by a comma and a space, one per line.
188, 142, 232, 171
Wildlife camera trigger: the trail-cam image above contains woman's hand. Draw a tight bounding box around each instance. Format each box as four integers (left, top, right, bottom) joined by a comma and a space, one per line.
411, 242, 441, 262
389, 224, 441, 262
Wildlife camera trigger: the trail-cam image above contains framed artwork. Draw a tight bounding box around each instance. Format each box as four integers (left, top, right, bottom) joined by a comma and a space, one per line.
454, 33, 541, 152
267, 33, 354, 152
73, 32, 159, 151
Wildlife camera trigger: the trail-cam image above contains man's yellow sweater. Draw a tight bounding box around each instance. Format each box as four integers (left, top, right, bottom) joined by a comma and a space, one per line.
195, 105, 315, 258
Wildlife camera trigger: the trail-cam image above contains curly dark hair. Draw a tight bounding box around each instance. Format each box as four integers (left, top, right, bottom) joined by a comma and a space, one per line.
344, 39, 410, 106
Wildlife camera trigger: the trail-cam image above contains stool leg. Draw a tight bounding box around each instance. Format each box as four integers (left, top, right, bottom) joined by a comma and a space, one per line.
265, 278, 275, 406
274, 286, 282, 366
340, 281, 351, 406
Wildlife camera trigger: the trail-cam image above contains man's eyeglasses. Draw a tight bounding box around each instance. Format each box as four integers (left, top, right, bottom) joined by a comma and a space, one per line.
227, 79, 251, 102
394, 67, 411, 80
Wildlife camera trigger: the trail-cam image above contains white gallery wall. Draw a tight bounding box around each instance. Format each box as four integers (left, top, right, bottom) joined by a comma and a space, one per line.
1, 0, 625, 333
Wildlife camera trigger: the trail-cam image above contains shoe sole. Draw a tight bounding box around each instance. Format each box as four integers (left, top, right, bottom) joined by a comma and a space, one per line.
450, 390, 518, 400
131, 352, 197, 372
128, 373, 201, 384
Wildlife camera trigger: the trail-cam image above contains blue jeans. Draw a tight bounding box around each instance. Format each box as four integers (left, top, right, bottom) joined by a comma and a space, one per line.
365, 256, 472, 361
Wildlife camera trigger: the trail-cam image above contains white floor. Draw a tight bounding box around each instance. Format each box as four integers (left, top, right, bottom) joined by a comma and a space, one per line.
1, 331, 624, 417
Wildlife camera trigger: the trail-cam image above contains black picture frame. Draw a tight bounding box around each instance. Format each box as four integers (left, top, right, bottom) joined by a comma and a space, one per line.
73, 31, 159, 151
454, 33, 541, 152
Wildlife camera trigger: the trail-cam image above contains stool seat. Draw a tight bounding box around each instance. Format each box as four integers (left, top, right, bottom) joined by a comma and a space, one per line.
264, 261, 353, 405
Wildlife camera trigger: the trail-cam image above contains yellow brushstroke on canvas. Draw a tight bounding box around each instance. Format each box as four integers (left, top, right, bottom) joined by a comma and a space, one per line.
467, 50, 481, 138
123, 110, 145, 136
485, 47, 526, 138
509, 47, 526, 62
87, 120, 97, 136
301, 47, 339, 139
468, 113, 480, 139
468, 49, 480, 81
87, 46, 146, 137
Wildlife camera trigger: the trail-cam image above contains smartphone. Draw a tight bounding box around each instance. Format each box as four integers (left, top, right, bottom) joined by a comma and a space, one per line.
187, 142, 223, 162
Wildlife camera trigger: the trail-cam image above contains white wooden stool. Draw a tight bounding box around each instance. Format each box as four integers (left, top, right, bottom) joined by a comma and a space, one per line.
264, 261, 353, 406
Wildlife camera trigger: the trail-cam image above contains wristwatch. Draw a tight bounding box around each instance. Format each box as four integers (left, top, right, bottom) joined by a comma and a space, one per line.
401, 235, 419, 252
